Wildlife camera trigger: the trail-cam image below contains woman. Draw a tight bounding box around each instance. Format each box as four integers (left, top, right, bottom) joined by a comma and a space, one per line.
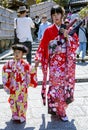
35, 5, 79, 121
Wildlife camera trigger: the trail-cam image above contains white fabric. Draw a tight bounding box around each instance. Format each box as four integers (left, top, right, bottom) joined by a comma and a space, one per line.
14, 17, 34, 42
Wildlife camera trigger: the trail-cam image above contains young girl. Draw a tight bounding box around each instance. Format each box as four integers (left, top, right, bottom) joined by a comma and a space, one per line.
2, 44, 37, 123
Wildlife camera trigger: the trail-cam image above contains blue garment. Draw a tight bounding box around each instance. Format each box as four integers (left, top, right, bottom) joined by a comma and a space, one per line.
78, 27, 87, 59
79, 27, 87, 43
38, 21, 51, 40
78, 42, 86, 59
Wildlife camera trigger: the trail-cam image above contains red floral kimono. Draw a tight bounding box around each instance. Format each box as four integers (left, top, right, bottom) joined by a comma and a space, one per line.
2, 59, 37, 121
35, 24, 79, 117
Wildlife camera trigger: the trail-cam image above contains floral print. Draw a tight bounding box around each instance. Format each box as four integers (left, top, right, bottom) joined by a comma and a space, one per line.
35, 24, 79, 117
2, 59, 37, 121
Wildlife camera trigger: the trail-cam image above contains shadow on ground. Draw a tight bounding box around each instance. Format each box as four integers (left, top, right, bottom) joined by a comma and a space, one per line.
1, 120, 35, 130
39, 114, 77, 130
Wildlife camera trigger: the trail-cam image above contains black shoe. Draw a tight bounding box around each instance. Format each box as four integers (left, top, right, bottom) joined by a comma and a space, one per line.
77, 54, 79, 58
81, 59, 85, 63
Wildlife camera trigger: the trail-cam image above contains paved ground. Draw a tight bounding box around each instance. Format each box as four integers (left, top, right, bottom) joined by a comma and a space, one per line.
0, 49, 88, 130
0, 82, 88, 130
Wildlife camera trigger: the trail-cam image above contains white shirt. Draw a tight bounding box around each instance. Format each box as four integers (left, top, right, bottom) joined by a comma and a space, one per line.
14, 17, 34, 42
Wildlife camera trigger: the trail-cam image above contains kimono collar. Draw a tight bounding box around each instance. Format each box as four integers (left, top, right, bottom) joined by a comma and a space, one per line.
55, 24, 60, 31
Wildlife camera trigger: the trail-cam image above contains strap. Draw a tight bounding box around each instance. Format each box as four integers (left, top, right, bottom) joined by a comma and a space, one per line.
15, 18, 17, 29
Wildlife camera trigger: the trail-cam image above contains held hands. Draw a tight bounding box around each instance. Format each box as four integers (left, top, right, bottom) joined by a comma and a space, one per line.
10, 72, 14, 77
35, 61, 39, 69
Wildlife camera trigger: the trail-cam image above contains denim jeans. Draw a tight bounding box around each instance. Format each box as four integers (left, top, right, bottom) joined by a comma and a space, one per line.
78, 42, 86, 59
21, 41, 32, 64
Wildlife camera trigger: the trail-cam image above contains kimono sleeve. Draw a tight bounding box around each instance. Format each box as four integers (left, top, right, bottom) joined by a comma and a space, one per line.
2, 62, 12, 93
68, 33, 79, 54
25, 64, 37, 88
35, 28, 50, 65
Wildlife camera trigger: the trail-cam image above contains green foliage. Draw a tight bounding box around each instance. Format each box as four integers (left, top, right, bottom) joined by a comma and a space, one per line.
1, 0, 8, 8
1, 0, 69, 9
79, 6, 88, 18
53, 0, 69, 7
36, 0, 42, 4
36, 0, 69, 7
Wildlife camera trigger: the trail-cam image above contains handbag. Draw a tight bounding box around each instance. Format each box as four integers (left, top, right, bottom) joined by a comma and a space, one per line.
13, 19, 19, 44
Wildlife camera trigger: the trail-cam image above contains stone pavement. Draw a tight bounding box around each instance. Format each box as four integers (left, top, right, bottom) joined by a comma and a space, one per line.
0, 82, 88, 130
0, 49, 88, 130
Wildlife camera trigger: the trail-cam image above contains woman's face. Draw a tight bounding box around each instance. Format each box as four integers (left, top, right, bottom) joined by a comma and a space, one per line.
52, 13, 62, 25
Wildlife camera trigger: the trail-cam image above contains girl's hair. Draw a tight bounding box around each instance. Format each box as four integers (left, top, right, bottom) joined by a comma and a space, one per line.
51, 5, 65, 17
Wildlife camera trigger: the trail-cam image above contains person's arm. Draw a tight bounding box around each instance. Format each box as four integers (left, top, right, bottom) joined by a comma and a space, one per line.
2, 62, 11, 94
30, 17, 35, 28
38, 25, 42, 40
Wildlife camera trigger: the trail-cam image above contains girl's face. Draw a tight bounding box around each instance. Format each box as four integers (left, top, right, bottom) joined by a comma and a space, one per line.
13, 50, 23, 60
52, 13, 62, 25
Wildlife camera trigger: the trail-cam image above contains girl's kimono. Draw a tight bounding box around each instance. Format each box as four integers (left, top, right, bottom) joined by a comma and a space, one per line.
35, 24, 79, 117
2, 59, 37, 122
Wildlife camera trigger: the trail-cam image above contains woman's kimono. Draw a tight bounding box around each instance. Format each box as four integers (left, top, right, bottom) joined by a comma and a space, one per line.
2, 59, 37, 121
35, 24, 79, 117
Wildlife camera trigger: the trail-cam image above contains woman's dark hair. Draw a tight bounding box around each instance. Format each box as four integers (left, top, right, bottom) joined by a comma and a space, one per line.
51, 5, 65, 17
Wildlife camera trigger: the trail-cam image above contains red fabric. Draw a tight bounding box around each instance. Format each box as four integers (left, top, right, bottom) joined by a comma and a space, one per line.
35, 24, 79, 108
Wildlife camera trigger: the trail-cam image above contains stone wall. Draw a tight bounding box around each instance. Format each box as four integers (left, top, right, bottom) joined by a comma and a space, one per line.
0, 6, 16, 53
30, 0, 56, 19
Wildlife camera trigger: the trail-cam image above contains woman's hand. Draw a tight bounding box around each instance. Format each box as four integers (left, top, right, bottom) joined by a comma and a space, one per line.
60, 28, 68, 39
63, 29, 68, 39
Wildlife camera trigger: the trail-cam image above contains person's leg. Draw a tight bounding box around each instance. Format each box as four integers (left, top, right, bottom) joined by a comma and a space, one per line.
9, 95, 19, 120
17, 101, 27, 123
26, 43, 32, 64
16, 93, 28, 123
82, 42, 86, 60
77, 42, 82, 58
79, 42, 82, 56
22, 41, 32, 64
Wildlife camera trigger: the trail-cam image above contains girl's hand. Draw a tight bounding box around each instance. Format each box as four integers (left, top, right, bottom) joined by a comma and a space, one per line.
63, 29, 68, 39
35, 61, 39, 69
10, 72, 14, 77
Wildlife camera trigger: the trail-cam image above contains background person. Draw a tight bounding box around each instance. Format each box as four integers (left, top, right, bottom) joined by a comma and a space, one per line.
77, 20, 87, 62
34, 15, 41, 40
38, 14, 51, 41
14, 6, 35, 64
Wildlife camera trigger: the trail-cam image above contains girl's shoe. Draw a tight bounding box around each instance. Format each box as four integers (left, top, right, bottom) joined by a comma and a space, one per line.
20, 117, 26, 123
60, 116, 68, 122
